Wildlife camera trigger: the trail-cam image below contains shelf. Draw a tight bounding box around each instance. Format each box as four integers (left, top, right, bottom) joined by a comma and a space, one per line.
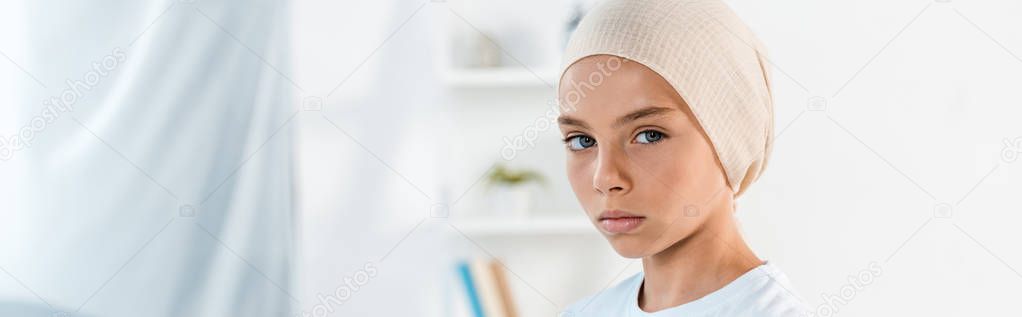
451, 216, 596, 236
443, 67, 559, 89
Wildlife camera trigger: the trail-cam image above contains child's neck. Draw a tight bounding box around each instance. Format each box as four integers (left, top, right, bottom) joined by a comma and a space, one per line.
637, 198, 761, 312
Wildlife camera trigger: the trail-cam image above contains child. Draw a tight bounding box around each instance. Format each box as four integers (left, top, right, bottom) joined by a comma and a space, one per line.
557, 0, 808, 315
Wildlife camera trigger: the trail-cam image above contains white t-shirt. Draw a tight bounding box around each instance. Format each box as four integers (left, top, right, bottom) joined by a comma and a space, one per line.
564, 262, 810, 317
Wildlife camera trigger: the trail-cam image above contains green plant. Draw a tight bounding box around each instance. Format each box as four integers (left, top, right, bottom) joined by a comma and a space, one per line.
484, 163, 546, 188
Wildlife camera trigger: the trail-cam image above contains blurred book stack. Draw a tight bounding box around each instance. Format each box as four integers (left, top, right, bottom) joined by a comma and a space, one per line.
454, 258, 519, 317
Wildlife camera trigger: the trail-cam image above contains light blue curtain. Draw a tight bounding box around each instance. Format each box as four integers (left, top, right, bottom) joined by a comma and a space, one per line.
0, 1, 295, 316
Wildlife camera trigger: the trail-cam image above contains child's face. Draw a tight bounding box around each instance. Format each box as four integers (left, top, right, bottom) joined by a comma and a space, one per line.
557, 55, 732, 258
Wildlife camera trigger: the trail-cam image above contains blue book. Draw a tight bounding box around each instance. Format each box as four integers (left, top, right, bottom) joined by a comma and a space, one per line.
458, 261, 486, 317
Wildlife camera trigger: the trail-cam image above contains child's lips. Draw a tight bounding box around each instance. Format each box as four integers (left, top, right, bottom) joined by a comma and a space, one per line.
598, 217, 645, 233
597, 209, 646, 234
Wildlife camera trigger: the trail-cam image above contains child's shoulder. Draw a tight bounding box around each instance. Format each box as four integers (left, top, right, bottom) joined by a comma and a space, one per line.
562, 264, 811, 317
562, 272, 643, 316
721, 263, 811, 317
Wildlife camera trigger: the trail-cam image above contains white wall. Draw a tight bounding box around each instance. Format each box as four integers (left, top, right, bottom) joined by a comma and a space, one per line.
735, 1, 1022, 315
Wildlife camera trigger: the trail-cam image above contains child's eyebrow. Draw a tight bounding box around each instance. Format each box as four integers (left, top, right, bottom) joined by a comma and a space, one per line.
557, 106, 676, 130
557, 115, 590, 129
613, 106, 676, 128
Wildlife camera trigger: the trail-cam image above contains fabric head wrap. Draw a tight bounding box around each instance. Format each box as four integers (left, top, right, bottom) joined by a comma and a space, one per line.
560, 0, 775, 197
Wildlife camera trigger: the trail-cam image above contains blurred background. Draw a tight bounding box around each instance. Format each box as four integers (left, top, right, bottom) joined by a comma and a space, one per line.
1, 0, 1021, 316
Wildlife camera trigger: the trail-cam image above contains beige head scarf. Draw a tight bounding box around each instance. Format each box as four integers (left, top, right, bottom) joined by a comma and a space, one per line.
560, 0, 774, 197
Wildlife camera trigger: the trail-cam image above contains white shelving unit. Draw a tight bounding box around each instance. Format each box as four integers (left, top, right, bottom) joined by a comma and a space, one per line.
435, 2, 610, 316
451, 215, 595, 236
442, 67, 559, 89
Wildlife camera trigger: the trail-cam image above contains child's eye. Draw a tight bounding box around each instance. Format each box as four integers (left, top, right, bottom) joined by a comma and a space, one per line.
564, 135, 596, 151
634, 130, 665, 144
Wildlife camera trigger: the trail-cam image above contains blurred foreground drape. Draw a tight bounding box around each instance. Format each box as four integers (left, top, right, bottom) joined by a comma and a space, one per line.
0, 1, 296, 316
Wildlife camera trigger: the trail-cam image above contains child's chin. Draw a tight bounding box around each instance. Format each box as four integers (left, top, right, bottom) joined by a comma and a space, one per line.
607, 237, 652, 259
